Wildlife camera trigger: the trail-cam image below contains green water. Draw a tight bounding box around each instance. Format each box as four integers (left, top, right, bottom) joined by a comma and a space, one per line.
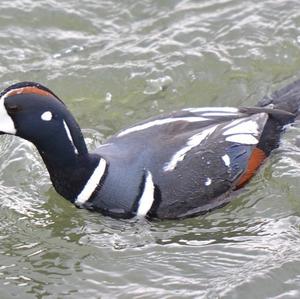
1, 0, 300, 298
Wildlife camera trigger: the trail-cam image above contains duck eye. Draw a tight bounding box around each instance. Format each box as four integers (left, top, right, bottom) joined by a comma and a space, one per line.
7, 105, 21, 114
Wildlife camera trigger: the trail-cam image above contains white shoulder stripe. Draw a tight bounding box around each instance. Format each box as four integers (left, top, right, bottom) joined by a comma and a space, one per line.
75, 158, 107, 206
117, 117, 209, 137
183, 107, 239, 113
201, 112, 240, 117
164, 125, 218, 171
136, 171, 155, 217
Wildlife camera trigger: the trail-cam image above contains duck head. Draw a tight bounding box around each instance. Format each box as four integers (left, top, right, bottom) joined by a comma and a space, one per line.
0, 82, 102, 202
0, 82, 88, 158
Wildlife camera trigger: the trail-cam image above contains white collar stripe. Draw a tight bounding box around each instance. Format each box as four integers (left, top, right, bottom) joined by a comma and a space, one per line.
75, 158, 107, 205
137, 171, 155, 217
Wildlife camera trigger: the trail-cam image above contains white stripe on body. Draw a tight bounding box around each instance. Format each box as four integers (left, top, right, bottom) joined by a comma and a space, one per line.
225, 134, 258, 145
117, 117, 210, 137
164, 125, 218, 172
182, 107, 239, 113
223, 120, 259, 136
136, 171, 155, 217
222, 154, 231, 167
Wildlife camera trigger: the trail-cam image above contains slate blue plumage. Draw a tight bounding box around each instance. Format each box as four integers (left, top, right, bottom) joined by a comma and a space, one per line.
0, 80, 299, 219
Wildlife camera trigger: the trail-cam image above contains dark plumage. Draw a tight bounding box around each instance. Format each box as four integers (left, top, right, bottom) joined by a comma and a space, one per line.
0, 80, 299, 219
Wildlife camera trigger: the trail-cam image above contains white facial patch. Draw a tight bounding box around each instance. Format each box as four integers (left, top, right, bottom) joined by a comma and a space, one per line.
41, 111, 52, 121
0, 95, 17, 134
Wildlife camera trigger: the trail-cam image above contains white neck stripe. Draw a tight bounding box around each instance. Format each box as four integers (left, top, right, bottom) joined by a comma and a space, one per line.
75, 158, 107, 205
63, 120, 78, 154
136, 171, 155, 217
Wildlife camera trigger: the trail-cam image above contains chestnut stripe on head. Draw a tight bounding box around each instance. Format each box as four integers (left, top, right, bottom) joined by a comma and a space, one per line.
4, 86, 56, 99
0, 82, 64, 104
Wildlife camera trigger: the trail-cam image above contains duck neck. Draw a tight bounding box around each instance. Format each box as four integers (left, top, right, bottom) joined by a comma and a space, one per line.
41, 150, 102, 203
34, 115, 104, 203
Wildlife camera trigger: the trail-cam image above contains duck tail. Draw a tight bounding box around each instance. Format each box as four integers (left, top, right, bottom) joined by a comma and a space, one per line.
257, 79, 300, 123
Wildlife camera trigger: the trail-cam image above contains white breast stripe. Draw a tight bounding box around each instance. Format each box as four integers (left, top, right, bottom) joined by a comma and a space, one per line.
0, 94, 17, 134
63, 120, 79, 154
183, 107, 239, 113
117, 117, 209, 137
137, 171, 155, 217
75, 158, 107, 206
164, 125, 218, 172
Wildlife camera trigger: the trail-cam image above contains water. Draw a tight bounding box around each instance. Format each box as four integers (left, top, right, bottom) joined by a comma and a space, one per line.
1, 0, 300, 298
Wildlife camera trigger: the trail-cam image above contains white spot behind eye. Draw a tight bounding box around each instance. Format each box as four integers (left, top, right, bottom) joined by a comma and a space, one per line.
41, 111, 52, 121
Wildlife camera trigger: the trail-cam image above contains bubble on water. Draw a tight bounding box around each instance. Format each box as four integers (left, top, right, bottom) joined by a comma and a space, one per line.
143, 76, 173, 95
53, 45, 84, 59
105, 92, 112, 103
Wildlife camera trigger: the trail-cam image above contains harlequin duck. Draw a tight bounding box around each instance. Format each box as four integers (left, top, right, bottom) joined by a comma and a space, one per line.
0, 80, 299, 219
